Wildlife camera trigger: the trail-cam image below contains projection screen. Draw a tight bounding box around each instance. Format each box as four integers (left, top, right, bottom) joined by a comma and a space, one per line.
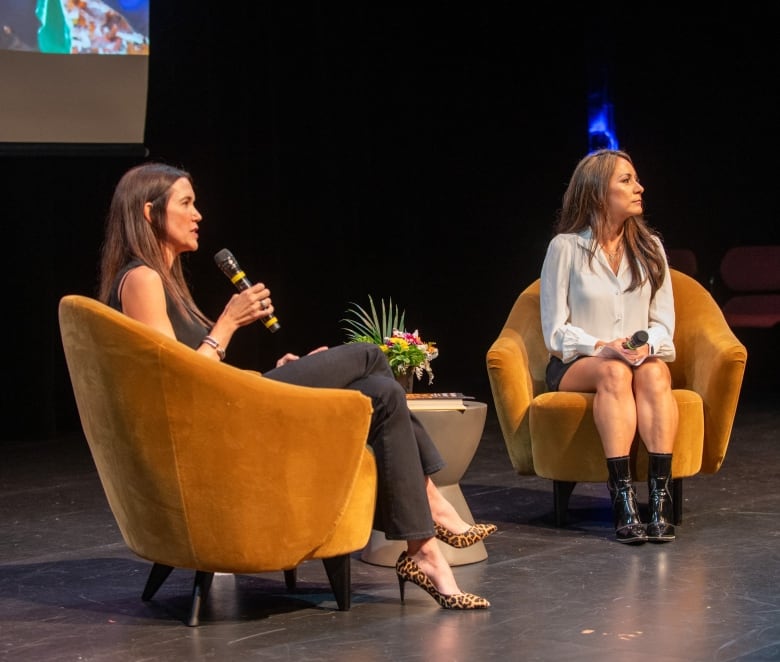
0, 0, 149, 152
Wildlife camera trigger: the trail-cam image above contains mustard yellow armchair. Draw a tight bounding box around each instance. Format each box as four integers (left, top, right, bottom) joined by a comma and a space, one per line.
486, 269, 747, 527
58, 295, 377, 626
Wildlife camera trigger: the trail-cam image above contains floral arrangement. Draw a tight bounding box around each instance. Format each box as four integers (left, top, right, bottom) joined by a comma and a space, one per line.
342, 296, 438, 385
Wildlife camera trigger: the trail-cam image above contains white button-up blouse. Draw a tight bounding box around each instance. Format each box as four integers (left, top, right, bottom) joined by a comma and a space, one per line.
540, 228, 676, 364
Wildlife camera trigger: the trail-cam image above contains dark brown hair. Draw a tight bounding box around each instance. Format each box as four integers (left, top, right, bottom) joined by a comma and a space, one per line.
555, 149, 667, 297
98, 162, 211, 325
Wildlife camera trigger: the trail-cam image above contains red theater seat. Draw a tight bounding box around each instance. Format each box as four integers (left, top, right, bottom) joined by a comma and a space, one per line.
718, 246, 780, 329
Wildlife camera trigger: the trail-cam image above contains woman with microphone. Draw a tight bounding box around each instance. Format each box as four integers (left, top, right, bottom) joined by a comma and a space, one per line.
539, 149, 679, 545
97, 161, 496, 609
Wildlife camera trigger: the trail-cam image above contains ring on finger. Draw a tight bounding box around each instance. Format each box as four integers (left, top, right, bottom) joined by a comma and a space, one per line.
261, 299, 269, 310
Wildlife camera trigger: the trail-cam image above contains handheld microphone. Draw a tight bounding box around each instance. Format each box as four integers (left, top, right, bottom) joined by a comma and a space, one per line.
622, 330, 648, 350
214, 248, 281, 333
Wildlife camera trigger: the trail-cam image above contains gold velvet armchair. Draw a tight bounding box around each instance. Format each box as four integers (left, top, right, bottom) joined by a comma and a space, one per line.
58, 295, 377, 626
486, 269, 747, 527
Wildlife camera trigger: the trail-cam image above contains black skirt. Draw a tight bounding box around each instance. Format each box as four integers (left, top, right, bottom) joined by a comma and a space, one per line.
545, 355, 585, 391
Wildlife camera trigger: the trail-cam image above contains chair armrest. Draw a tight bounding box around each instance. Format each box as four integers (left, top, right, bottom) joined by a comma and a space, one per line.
685, 325, 746, 473
671, 275, 748, 473
486, 331, 536, 474
163, 353, 376, 569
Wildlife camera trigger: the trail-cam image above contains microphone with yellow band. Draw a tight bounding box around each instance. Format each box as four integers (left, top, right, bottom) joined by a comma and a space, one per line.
214, 248, 281, 333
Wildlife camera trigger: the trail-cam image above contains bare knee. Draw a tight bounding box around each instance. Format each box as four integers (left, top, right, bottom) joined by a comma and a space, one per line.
633, 360, 672, 398
596, 361, 634, 397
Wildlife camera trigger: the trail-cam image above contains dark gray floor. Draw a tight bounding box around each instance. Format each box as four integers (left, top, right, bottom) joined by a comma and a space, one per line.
1, 385, 778, 661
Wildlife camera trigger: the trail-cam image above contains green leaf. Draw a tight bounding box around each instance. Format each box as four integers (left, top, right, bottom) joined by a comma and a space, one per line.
342, 295, 405, 344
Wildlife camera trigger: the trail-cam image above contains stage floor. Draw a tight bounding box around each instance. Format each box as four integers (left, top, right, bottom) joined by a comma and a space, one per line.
1, 387, 778, 661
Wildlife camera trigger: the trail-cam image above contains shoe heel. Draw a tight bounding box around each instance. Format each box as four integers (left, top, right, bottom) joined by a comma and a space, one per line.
394, 551, 490, 609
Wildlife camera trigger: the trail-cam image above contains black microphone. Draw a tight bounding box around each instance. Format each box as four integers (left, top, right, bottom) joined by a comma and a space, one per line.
214, 248, 281, 333
622, 330, 648, 350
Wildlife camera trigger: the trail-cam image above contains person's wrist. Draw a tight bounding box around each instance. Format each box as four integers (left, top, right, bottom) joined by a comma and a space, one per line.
214, 313, 241, 336
201, 335, 226, 361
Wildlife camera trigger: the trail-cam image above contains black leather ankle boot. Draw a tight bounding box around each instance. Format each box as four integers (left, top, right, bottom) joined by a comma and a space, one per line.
606, 456, 647, 544
647, 452, 676, 542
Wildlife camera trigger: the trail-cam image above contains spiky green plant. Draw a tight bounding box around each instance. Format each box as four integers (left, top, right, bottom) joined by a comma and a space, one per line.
342, 296, 437, 384
341, 295, 406, 345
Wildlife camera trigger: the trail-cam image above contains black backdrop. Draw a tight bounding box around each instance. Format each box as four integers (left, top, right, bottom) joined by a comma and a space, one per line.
2, 5, 778, 441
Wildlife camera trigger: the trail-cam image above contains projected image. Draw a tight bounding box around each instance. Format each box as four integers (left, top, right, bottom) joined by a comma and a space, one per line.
0, 0, 148, 54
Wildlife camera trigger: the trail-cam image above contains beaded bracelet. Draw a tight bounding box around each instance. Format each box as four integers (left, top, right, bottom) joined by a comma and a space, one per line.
201, 335, 226, 361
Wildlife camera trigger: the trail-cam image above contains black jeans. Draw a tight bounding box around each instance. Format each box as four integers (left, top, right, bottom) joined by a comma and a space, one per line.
264, 343, 444, 540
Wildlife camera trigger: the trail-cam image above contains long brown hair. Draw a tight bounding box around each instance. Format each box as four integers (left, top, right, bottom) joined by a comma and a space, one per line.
98, 162, 211, 325
554, 149, 667, 297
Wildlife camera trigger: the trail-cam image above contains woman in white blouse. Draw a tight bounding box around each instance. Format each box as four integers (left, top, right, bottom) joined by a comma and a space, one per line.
540, 149, 678, 544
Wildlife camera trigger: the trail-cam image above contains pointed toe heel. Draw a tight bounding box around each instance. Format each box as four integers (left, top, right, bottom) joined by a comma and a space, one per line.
395, 552, 490, 609
434, 522, 498, 548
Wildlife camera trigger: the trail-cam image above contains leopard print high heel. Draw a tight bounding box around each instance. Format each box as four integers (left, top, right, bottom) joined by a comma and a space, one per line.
395, 552, 490, 609
434, 522, 498, 548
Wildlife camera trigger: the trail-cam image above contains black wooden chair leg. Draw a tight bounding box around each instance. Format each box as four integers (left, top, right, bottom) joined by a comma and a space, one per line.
553, 480, 577, 527
142, 563, 174, 601
672, 477, 683, 525
187, 571, 214, 627
284, 568, 297, 591
321, 555, 351, 611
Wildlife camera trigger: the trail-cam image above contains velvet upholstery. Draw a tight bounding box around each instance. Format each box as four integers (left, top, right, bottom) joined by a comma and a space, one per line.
58, 295, 377, 622
486, 269, 747, 524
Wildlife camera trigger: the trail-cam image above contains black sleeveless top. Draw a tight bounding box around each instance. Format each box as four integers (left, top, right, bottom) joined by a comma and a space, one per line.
108, 259, 210, 350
